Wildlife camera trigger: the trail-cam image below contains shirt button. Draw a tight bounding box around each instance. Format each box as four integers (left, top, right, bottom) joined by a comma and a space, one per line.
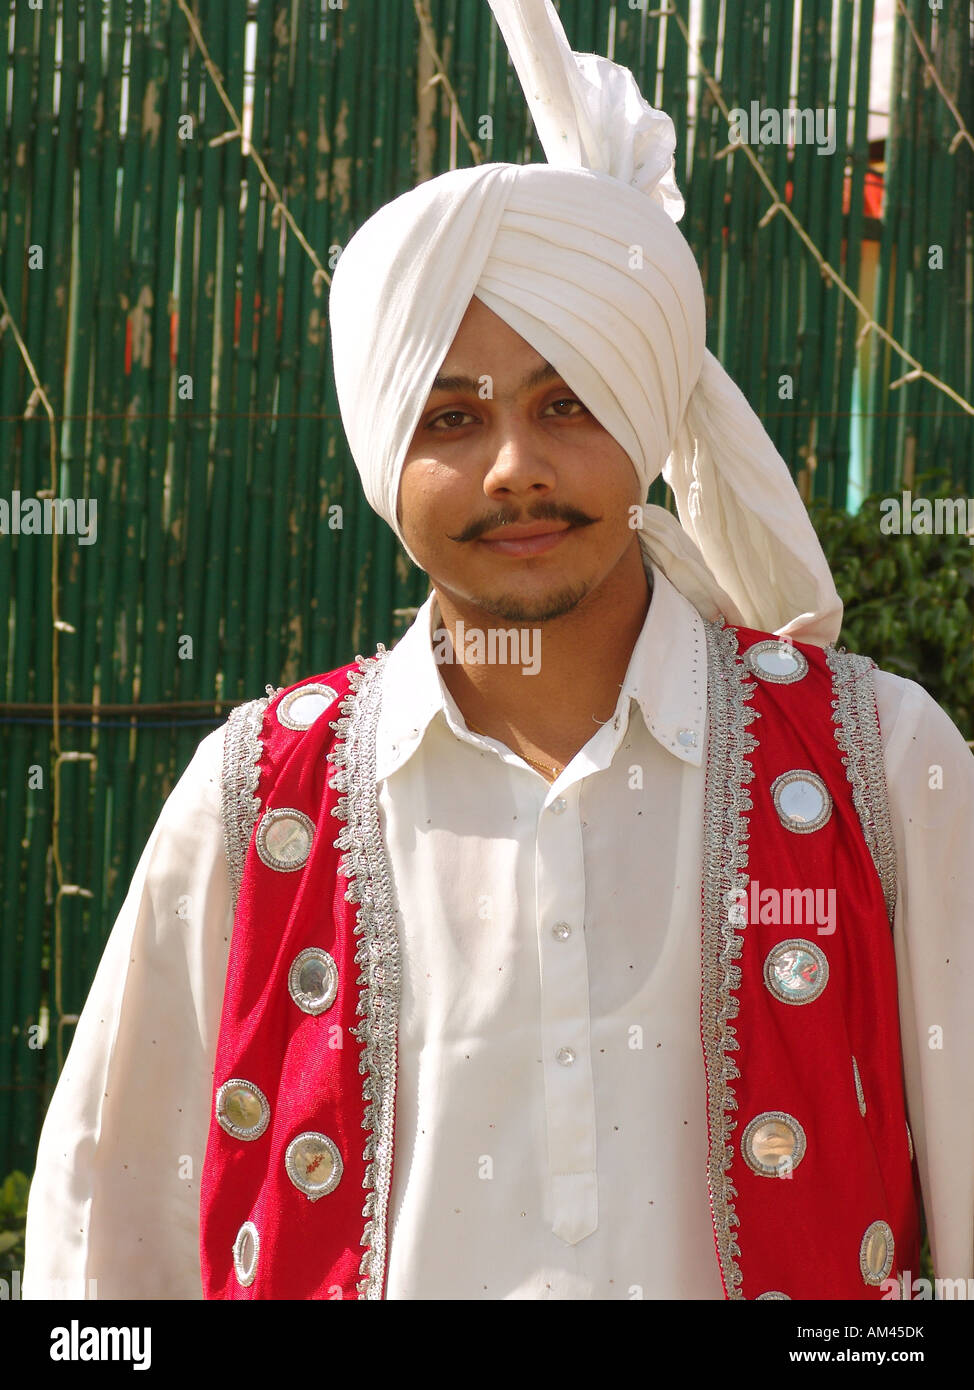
551, 922, 572, 941
555, 1047, 576, 1066
550, 797, 567, 814
677, 729, 698, 748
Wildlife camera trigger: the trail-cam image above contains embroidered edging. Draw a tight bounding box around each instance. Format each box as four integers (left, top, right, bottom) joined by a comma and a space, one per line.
700, 619, 761, 1300
221, 689, 278, 913
327, 646, 400, 1301
824, 647, 898, 923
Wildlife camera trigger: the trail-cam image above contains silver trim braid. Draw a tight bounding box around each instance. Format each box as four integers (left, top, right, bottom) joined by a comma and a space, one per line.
222, 691, 278, 913
326, 647, 400, 1300
700, 619, 761, 1300
824, 648, 898, 923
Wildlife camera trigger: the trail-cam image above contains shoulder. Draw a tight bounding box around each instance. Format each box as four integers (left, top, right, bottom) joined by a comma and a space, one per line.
868, 666, 972, 765
864, 667, 974, 844
222, 664, 363, 740
220, 661, 370, 793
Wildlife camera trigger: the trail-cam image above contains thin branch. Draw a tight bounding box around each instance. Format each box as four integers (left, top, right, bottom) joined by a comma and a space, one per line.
649, 5, 974, 420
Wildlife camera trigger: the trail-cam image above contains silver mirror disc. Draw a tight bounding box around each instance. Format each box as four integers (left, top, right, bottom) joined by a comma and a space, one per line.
745, 640, 809, 684
764, 939, 829, 1005
285, 1131, 343, 1201
277, 684, 338, 730
256, 808, 315, 871
771, 770, 833, 834
288, 948, 338, 1015
741, 1111, 807, 1177
233, 1221, 260, 1287
216, 1078, 270, 1141
860, 1220, 894, 1284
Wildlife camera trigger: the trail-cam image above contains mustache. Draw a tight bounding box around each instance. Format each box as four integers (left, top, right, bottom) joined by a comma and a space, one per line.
448, 500, 600, 544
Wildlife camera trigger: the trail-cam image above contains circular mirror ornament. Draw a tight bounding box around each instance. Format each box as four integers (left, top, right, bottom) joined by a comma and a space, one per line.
771, 770, 833, 834
288, 948, 338, 1016
744, 640, 809, 685
741, 1111, 807, 1177
216, 1078, 270, 1141
285, 1131, 343, 1201
860, 1220, 895, 1285
232, 1221, 260, 1288
755, 1291, 792, 1300
763, 939, 829, 1006
277, 683, 338, 731
255, 808, 315, 872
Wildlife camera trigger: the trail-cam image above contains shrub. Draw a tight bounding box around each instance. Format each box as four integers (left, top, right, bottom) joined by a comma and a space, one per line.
809, 475, 974, 742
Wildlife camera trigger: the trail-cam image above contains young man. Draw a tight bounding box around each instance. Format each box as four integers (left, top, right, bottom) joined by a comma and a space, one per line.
24, 0, 974, 1300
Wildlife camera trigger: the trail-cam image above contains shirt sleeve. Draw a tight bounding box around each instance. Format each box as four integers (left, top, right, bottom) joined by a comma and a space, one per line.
873, 669, 974, 1284
21, 724, 233, 1300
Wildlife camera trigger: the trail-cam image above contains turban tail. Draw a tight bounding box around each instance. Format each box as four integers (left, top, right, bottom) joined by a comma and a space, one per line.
328, 0, 843, 645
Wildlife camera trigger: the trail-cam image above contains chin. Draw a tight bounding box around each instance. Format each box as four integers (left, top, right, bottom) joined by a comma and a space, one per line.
464, 581, 591, 624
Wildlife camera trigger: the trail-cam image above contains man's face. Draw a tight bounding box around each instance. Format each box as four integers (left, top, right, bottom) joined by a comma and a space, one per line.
397, 296, 644, 623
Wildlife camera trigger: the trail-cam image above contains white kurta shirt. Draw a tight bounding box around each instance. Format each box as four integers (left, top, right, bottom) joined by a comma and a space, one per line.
22, 563, 974, 1299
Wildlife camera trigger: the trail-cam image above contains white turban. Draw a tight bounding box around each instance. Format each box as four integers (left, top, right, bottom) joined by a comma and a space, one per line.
328, 0, 843, 644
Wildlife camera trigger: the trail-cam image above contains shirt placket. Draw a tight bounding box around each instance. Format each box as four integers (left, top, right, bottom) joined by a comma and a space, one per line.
535, 779, 598, 1245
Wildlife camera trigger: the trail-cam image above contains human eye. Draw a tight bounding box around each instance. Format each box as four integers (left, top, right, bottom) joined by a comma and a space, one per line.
544, 396, 588, 417
427, 408, 477, 429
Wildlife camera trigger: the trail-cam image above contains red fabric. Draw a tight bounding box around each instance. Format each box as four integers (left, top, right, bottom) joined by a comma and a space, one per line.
200, 666, 372, 1299
717, 626, 920, 1299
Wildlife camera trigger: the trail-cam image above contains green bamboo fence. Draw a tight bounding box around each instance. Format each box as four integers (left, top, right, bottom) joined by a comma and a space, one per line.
0, 0, 971, 1178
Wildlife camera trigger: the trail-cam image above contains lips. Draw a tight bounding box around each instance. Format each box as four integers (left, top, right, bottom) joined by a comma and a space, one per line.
476, 523, 573, 557
480, 522, 571, 541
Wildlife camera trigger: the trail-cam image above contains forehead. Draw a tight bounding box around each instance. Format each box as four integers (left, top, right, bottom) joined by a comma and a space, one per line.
437, 294, 545, 368
428, 295, 564, 399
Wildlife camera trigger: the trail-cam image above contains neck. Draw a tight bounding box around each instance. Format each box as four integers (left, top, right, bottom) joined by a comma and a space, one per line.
432, 541, 652, 771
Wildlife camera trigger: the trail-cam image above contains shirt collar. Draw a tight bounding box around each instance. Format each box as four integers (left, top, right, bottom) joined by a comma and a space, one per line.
374, 560, 707, 781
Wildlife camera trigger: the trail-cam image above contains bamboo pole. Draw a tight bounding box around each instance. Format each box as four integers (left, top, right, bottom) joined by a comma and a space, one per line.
35, 0, 86, 1163
867, 1, 901, 488
268, 0, 306, 685
763, 0, 795, 437
791, 0, 822, 496
909, 1, 933, 490
398, 2, 431, 641
80, 0, 128, 1103
366, 0, 396, 652
834, 0, 874, 509
231, 2, 273, 694
199, 6, 247, 697
0, 0, 43, 1164
815, 0, 855, 504
886, 1, 917, 494
345, 0, 379, 655
331, 0, 368, 659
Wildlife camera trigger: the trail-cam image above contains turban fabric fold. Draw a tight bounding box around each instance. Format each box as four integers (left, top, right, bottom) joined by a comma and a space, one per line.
328, 0, 843, 645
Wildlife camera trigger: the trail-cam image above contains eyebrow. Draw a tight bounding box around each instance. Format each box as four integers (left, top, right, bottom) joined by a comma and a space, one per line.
428, 361, 562, 394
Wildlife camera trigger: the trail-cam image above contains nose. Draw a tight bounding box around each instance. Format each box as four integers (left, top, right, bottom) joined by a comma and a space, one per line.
482, 413, 558, 500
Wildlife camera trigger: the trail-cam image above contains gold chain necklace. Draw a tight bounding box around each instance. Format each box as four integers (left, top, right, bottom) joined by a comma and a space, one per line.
463, 718, 562, 780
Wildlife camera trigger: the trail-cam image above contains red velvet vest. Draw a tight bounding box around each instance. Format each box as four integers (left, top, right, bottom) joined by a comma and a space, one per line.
199, 620, 921, 1299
